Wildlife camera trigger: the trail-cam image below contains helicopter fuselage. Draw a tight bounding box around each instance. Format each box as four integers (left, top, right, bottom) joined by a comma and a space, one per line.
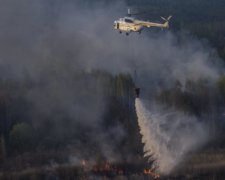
114, 16, 170, 34
114, 17, 143, 33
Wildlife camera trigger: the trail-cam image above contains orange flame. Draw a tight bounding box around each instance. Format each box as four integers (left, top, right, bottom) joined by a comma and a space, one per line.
143, 168, 160, 179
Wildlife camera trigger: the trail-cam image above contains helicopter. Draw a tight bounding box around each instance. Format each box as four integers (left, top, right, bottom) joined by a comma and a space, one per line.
114, 9, 172, 35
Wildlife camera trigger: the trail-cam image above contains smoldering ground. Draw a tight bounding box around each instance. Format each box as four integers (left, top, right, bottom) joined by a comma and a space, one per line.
0, 0, 223, 171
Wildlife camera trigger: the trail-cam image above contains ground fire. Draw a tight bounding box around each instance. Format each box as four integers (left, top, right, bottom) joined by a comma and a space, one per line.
144, 168, 160, 179
80, 160, 160, 178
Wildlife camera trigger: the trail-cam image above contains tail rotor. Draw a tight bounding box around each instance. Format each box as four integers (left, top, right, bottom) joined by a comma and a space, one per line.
161, 15, 172, 28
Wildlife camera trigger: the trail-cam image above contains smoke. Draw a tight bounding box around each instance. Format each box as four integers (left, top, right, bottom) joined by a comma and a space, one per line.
135, 98, 208, 174
52, 1, 222, 93
0, 0, 222, 88
0, 0, 223, 167
0, 0, 128, 162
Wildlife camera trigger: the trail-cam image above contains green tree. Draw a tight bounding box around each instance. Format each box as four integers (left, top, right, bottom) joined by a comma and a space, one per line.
0, 135, 6, 162
0, 80, 12, 159
10, 123, 35, 153
217, 76, 225, 96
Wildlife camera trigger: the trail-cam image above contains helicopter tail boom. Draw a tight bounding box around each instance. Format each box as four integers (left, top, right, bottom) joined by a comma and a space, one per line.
135, 15, 172, 29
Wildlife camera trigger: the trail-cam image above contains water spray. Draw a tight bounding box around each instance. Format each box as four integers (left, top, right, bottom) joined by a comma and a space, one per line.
135, 98, 208, 175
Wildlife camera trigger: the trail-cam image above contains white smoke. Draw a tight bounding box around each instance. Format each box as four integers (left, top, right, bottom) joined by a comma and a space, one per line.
135, 98, 208, 174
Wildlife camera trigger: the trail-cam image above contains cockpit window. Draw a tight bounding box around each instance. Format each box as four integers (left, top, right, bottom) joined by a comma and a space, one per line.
124, 18, 133, 23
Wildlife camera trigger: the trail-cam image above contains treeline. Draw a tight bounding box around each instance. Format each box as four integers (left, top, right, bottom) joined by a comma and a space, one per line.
2, 70, 225, 169
156, 77, 225, 138
0, 71, 142, 170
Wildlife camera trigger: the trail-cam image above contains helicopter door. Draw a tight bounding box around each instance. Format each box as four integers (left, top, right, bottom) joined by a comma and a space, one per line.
117, 23, 119, 29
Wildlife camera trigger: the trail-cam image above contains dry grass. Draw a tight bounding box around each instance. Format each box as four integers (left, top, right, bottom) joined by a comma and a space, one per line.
1, 149, 225, 179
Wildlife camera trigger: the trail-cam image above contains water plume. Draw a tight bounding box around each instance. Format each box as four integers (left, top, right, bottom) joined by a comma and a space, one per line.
135, 98, 207, 174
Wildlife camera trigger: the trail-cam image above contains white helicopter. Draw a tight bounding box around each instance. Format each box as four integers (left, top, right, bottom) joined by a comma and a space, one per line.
114, 9, 172, 35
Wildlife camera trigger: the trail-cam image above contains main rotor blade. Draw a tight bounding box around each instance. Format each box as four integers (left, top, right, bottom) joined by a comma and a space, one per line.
130, 11, 150, 16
